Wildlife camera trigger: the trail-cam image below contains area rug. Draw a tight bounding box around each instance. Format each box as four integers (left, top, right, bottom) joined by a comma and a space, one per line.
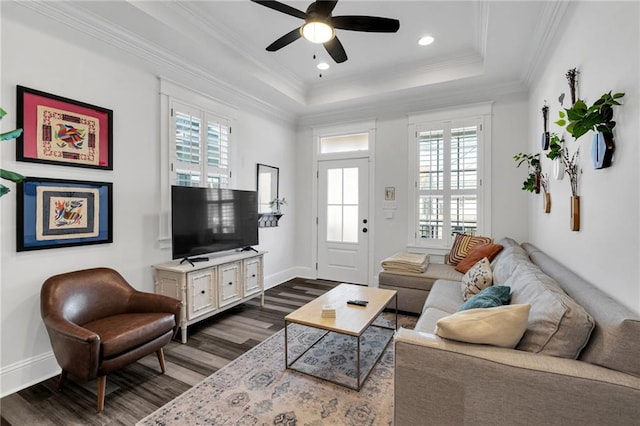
137, 314, 416, 426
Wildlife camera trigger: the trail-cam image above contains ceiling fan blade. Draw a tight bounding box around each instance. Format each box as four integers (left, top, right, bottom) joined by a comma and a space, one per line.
332, 16, 400, 32
313, 0, 338, 17
250, 1, 307, 20
266, 27, 303, 51
324, 36, 347, 63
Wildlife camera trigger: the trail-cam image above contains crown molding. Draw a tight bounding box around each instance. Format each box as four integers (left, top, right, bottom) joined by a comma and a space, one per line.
307, 51, 484, 106
475, 0, 490, 59
298, 79, 527, 129
521, 0, 572, 87
141, 1, 307, 104
11, 1, 298, 126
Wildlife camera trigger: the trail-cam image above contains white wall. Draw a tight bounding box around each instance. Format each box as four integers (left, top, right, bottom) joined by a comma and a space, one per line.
294, 98, 529, 278
0, 17, 298, 396
527, 2, 639, 312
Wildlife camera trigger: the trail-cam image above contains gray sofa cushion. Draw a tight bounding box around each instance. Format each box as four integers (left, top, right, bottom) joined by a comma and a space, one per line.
506, 262, 594, 359
492, 245, 533, 284
523, 242, 640, 377
423, 280, 464, 314
414, 307, 451, 333
379, 263, 463, 292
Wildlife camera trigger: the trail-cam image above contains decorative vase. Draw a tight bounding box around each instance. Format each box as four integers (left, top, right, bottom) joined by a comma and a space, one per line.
591, 131, 614, 169
570, 196, 580, 231
543, 193, 551, 214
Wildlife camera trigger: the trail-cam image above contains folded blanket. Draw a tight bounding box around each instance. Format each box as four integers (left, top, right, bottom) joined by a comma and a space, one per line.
381, 251, 429, 273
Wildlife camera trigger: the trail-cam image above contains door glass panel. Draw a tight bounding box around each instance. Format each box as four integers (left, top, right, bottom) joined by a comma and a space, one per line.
320, 133, 368, 154
327, 205, 342, 241
325, 166, 360, 243
343, 168, 358, 204
327, 169, 343, 204
342, 205, 359, 243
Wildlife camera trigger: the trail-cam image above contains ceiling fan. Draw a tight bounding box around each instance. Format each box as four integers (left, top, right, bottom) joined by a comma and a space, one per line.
251, 0, 400, 64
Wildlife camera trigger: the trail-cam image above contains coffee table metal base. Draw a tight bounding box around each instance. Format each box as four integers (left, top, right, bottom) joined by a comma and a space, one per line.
284, 312, 397, 391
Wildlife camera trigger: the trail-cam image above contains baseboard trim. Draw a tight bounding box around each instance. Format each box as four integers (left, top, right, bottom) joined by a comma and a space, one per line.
264, 267, 315, 290
0, 351, 59, 398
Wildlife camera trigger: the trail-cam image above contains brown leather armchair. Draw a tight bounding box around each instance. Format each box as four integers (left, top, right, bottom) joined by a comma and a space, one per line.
40, 267, 182, 412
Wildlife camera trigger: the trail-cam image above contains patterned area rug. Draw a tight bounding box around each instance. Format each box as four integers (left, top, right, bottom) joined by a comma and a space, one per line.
138, 314, 416, 426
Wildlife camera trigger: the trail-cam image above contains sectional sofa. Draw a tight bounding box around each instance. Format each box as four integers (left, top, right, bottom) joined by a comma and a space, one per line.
391, 238, 640, 425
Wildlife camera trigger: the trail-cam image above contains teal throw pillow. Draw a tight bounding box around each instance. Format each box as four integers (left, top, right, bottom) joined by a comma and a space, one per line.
458, 285, 511, 311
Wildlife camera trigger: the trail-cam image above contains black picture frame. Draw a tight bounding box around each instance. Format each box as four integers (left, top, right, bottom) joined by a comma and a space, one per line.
17, 177, 113, 251
16, 85, 113, 170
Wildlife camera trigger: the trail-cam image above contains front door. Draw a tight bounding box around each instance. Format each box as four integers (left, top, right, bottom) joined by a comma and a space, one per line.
317, 158, 369, 284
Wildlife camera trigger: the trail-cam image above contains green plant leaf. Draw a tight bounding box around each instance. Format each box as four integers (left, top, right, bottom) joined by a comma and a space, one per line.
0, 108, 6, 119
0, 184, 9, 197
613, 92, 625, 99
0, 169, 25, 183
555, 119, 566, 127
0, 129, 23, 141
558, 110, 565, 118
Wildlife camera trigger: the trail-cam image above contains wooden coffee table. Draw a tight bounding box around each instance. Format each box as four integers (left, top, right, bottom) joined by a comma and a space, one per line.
284, 283, 397, 390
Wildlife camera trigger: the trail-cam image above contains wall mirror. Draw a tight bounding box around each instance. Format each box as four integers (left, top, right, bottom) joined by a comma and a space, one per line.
257, 163, 279, 214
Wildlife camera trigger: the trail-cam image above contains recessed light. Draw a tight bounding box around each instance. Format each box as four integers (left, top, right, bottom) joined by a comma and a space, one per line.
418, 35, 435, 46
317, 62, 330, 71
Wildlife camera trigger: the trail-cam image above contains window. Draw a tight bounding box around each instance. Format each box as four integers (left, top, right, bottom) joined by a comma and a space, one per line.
171, 100, 230, 188
408, 105, 491, 249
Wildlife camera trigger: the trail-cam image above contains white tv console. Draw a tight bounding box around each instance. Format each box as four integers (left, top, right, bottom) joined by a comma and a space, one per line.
153, 250, 265, 343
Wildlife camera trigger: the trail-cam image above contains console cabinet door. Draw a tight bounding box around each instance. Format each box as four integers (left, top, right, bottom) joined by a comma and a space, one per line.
219, 261, 242, 307
187, 268, 217, 319
244, 257, 263, 296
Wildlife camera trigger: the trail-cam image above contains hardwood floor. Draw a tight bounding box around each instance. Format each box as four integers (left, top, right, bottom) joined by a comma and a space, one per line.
0, 278, 343, 426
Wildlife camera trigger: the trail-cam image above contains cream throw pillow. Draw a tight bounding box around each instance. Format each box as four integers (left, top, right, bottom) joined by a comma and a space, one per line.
461, 257, 493, 301
435, 304, 531, 348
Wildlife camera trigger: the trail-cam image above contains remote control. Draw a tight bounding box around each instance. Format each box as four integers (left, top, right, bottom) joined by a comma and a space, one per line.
347, 300, 368, 306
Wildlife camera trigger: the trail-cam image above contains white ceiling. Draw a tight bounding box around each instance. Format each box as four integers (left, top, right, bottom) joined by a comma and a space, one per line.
5, 1, 570, 123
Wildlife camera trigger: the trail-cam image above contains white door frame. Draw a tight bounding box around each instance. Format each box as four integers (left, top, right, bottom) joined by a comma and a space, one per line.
310, 121, 376, 286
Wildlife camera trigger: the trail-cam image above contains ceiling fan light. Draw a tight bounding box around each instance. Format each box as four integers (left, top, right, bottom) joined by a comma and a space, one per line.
302, 21, 334, 44
418, 35, 435, 46
317, 62, 330, 70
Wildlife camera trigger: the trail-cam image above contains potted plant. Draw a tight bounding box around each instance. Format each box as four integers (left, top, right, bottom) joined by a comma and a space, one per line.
269, 196, 287, 214
0, 108, 24, 197
513, 152, 541, 193
547, 133, 581, 230
555, 91, 625, 168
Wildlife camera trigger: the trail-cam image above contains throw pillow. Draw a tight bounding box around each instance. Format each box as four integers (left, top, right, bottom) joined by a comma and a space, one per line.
447, 233, 493, 265
455, 243, 504, 273
461, 258, 493, 301
459, 285, 511, 310
435, 304, 531, 348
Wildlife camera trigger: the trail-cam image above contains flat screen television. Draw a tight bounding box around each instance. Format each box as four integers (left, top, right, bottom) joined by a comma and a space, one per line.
171, 186, 259, 260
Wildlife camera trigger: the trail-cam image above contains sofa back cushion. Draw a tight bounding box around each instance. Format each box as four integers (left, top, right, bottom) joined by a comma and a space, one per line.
523, 243, 640, 377
491, 245, 533, 284
506, 262, 594, 359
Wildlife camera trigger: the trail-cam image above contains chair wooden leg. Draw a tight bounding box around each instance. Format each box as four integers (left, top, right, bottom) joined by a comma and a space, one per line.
156, 348, 166, 373
57, 371, 67, 391
96, 376, 107, 412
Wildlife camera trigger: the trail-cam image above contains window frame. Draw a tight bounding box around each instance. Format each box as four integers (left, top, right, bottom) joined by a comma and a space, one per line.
407, 104, 492, 252
170, 99, 231, 189
158, 79, 237, 247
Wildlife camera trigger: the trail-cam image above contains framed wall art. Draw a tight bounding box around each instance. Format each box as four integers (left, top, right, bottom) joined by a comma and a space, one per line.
17, 177, 113, 251
16, 85, 113, 170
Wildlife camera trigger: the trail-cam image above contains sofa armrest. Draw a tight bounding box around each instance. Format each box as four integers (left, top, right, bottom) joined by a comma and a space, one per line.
394, 328, 640, 426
